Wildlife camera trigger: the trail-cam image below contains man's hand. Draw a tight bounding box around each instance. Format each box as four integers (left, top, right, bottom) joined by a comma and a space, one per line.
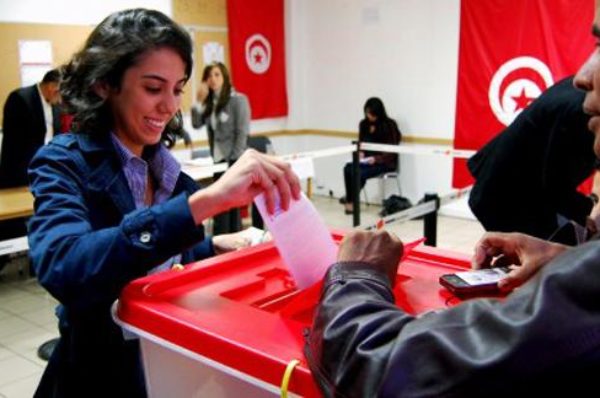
338, 230, 404, 286
471, 232, 568, 292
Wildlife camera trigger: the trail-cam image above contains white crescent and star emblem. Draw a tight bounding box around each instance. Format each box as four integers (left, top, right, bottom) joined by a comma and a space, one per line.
245, 34, 271, 74
488, 56, 554, 126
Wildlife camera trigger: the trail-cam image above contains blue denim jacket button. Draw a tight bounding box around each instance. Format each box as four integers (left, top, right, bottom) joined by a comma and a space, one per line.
140, 231, 152, 243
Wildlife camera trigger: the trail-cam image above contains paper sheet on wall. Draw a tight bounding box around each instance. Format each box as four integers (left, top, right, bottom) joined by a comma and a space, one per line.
202, 42, 224, 64
20, 65, 51, 87
254, 192, 338, 289
19, 40, 52, 64
18, 40, 53, 87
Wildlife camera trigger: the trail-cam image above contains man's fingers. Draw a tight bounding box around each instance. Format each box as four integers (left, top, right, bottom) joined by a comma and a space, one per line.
472, 243, 503, 269
497, 265, 535, 292
491, 254, 520, 268
471, 232, 519, 269
388, 231, 404, 260
472, 245, 492, 269
497, 275, 519, 292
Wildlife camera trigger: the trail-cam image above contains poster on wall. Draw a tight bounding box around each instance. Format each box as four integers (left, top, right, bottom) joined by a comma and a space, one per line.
18, 40, 53, 87
453, 0, 595, 188
202, 42, 225, 64
227, 0, 288, 119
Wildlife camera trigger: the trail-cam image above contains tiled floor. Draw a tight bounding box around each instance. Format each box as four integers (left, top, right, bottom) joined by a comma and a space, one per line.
0, 195, 485, 397
0, 267, 56, 398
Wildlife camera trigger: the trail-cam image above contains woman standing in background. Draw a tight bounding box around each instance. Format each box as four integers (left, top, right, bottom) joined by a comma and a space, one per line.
192, 62, 250, 233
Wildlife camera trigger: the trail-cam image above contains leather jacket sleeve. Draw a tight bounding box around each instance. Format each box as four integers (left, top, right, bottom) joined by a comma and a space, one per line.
306, 243, 600, 397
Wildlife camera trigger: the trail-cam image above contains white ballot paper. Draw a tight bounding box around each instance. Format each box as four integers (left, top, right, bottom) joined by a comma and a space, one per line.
254, 192, 338, 289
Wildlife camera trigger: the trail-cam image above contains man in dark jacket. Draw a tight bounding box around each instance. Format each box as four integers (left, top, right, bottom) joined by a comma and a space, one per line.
307, 230, 600, 397
468, 76, 597, 242
0, 68, 61, 189
0, 69, 61, 271
307, 4, 600, 396
0, 69, 61, 236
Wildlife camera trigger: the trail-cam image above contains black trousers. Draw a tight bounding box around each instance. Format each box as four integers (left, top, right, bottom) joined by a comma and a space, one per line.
34, 320, 146, 398
212, 160, 242, 235
343, 162, 395, 203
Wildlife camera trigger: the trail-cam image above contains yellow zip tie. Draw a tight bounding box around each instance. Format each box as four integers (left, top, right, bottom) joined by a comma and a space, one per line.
171, 263, 184, 271
280, 359, 301, 398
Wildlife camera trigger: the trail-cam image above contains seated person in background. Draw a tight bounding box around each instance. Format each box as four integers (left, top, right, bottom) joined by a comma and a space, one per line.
306, 29, 600, 394
468, 76, 597, 242
28, 9, 299, 397
341, 97, 401, 214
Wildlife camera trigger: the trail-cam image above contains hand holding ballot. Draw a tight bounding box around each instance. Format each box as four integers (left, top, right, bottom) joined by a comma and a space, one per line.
188, 149, 301, 225
254, 191, 338, 289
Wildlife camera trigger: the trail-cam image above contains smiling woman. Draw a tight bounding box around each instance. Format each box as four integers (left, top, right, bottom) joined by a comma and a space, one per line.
99, 47, 187, 156
26, 8, 300, 398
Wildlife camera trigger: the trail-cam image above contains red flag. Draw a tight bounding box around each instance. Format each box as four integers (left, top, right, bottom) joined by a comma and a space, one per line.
227, 0, 288, 119
453, 0, 594, 188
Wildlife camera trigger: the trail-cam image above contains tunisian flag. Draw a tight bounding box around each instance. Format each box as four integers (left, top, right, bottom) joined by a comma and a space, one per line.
227, 0, 288, 119
453, 0, 594, 188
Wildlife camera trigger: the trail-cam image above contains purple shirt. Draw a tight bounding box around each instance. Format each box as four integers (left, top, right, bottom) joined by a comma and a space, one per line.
111, 134, 182, 273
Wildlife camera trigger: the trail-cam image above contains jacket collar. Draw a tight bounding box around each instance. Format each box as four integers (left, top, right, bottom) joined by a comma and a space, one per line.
77, 132, 113, 153
78, 133, 136, 215
76, 133, 193, 215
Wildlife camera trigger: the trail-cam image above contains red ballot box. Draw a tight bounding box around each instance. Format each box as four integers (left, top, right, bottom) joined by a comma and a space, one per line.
113, 231, 471, 397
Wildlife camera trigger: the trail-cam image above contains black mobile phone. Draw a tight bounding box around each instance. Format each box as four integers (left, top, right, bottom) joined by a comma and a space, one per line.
439, 267, 511, 296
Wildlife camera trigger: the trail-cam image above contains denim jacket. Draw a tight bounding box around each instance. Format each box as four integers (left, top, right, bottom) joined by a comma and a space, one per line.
28, 133, 214, 397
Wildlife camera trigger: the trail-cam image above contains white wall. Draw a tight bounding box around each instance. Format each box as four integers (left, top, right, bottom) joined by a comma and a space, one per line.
0, 0, 171, 24
283, 0, 461, 205
0, 0, 466, 210
297, 0, 460, 138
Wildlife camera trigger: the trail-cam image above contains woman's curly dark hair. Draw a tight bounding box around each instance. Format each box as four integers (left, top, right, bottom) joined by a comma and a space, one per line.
61, 8, 193, 143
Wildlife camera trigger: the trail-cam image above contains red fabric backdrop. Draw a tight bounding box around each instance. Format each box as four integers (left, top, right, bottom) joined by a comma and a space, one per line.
453, 0, 595, 188
227, 0, 288, 119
